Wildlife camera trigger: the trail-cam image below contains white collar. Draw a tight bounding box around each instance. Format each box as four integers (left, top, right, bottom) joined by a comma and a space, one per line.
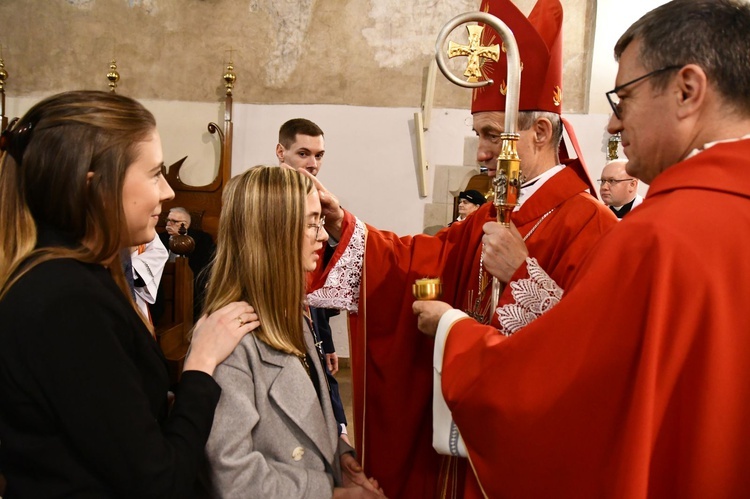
610, 197, 635, 210
515, 164, 565, 210
686, 133, 750, 159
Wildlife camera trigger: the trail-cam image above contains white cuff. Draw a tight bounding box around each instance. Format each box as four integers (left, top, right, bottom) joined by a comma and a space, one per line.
432, 309, 469, 457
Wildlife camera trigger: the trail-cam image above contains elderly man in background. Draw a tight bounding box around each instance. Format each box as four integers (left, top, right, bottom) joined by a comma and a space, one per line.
158, 207, 215, 320
454, 189, 486, 223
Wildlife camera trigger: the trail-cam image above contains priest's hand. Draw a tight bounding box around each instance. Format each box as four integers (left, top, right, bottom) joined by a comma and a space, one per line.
413, 300, 453, 337
482, 221, 528, 283
294, 167, 345, 241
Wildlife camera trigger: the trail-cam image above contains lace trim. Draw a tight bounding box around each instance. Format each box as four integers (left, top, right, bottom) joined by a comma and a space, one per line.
307, 218, 365, 313
496, 257, 563, 336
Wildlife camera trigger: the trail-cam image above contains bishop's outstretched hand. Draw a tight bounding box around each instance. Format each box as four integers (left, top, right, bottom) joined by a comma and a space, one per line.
293, 166, 345, 241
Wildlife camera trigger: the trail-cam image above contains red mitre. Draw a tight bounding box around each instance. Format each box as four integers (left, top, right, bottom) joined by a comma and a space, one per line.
470, 0, 563, 115
469, 0, 599, 198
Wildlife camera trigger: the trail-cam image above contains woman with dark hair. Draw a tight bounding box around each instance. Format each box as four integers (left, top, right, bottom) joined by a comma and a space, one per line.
0, 90, 258, 497
200, 166, 384, 498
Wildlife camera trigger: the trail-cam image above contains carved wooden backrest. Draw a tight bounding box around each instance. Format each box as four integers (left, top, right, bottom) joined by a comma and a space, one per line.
154, 91, 234, 382
154, 257, 194, 383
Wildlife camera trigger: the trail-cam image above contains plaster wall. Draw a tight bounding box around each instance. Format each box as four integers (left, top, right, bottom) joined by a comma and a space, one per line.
0, 0, 593, 110
1, 0, 663, 357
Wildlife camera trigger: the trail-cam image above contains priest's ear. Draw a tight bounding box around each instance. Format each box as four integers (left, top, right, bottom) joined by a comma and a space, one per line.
674, 64, 708, 120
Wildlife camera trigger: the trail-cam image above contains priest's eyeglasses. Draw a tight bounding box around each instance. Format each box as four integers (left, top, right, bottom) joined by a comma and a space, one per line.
307, 216, 326, 238
597, 178, 634, 186
606, 65, 682, 119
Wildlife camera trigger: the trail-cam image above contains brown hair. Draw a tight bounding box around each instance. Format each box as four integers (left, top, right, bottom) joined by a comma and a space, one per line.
0, 90, 157, 300
278, 118, 324, 149
202, 166, 313, 355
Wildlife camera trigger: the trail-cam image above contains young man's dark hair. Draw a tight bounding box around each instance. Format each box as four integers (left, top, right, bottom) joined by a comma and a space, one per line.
278, 118, 324, 149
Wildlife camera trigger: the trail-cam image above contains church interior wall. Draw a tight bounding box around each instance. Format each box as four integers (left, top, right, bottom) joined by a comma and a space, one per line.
2, 94, 644, 235
1, 0, 661, 357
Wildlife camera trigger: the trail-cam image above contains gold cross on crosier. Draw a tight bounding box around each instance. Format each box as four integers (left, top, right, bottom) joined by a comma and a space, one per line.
447, 25, 500, 82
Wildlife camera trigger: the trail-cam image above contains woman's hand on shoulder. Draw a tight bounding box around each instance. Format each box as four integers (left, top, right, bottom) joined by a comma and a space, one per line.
183, 302, 259, 376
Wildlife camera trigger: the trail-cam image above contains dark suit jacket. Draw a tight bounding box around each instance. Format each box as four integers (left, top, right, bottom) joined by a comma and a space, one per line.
310, 307, 339, 354
309, 307, 347, 430
309, 243, 347, 430
0, 236, 220, 498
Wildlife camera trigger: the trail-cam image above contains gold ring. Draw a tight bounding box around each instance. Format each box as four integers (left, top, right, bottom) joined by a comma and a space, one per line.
237, 316, 244, 327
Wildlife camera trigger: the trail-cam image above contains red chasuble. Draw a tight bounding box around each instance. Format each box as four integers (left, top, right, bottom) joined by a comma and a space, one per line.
310, 167, 616, 498
441, 140, 750, 497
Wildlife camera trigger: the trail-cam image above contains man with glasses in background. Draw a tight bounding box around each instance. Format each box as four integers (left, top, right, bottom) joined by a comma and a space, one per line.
163, 207, 192, 244
598, 159, 642, 218
415, 0, 750, 496
158, 207, 216, 320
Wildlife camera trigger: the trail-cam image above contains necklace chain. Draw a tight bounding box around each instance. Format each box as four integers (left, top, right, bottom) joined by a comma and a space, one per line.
465, 208, 555, 324
298, 354, 312, 378
301, 309, 330, 392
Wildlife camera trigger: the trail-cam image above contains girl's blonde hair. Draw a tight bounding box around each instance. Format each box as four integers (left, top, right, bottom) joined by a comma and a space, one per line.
202, 166, 313, 355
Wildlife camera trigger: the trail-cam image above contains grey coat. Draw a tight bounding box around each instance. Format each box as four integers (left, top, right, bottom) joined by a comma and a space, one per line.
203, 326, 349, 498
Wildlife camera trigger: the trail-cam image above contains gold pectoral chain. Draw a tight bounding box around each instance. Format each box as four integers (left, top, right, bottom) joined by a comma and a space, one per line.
465, 208, 555, 325
466, 248, 494, 324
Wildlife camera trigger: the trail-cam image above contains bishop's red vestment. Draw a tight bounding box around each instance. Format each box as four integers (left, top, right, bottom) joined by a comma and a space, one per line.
310, 166, 616, 498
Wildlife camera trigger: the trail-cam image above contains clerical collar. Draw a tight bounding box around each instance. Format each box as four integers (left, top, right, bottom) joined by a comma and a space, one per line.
609, 197, 636, 219
515, 165, 565, 211
686, 133, 750, 159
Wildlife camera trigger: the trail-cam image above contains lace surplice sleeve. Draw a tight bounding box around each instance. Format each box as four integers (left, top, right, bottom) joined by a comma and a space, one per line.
496, 257, 564, 336
307, 218, 366, 313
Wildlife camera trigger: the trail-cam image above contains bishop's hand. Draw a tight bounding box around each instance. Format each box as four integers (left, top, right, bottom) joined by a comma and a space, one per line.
294, 167, 345, 241
482, 221, 528, 283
